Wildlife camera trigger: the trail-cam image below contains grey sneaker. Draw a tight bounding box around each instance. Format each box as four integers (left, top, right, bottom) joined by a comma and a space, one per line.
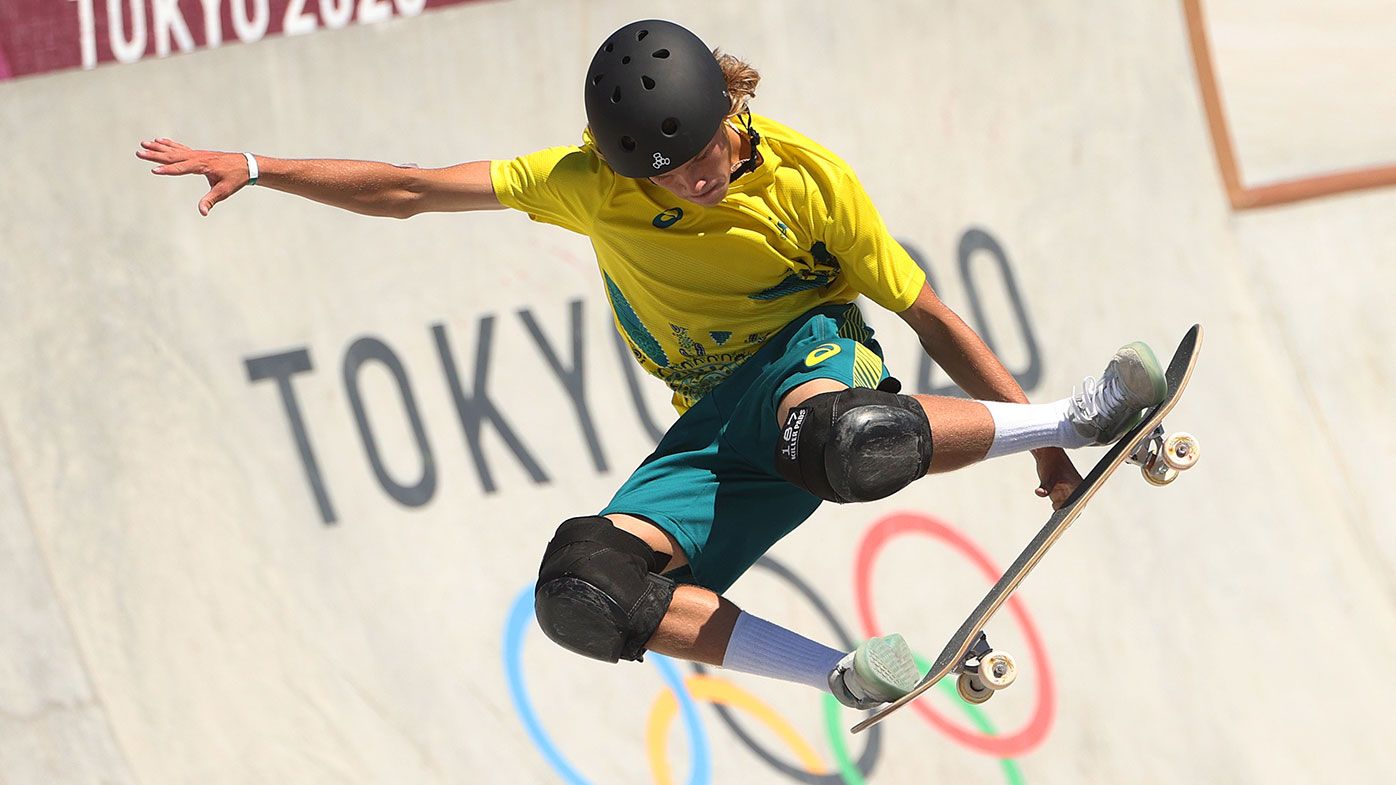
1067, 341, 1167, 445
828, 634, 920, 710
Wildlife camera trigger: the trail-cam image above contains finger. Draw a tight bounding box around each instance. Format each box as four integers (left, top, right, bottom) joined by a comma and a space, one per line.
156, 137, 190, 151
1052, 482, 1077, 508
152, 160, 205, 176
141, 138, 185, 156
137, 142, 178, 159
199, 183, 232, 216
137, 148, 183, 164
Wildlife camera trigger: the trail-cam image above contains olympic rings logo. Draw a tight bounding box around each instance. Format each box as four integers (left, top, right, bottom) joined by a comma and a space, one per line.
855, 514, 1056, 757
502, 512, 1057, 784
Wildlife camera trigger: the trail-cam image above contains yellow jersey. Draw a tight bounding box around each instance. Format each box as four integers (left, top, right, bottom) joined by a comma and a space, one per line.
490, 114, 925, 412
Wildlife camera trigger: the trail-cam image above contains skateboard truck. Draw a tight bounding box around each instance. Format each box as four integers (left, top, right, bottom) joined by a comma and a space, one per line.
1126, 425, 1200, 486
953, 632, 1018, 704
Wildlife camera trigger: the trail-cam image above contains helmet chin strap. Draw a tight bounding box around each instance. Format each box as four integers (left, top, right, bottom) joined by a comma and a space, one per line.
729, 111, 763, 181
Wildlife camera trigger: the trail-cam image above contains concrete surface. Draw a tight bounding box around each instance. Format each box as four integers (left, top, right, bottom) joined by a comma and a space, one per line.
2, 1, 1393, 783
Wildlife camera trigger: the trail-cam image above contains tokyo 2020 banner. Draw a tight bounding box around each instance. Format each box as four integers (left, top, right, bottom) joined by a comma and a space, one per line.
0, 0, 483, 80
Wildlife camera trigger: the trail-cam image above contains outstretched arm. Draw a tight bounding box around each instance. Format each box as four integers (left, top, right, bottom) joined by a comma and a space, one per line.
137, 137, 504, 218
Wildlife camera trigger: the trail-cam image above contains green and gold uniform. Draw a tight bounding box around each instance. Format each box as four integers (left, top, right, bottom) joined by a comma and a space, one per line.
492, 114, 926, 591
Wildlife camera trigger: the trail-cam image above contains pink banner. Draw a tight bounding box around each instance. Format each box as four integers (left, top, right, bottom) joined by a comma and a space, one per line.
0, 0, 485, 81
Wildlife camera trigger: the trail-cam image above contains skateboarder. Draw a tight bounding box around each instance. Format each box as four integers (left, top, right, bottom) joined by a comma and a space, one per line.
139, 19, 1166, 710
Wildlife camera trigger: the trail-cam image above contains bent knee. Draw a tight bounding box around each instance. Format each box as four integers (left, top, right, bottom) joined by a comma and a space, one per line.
775, 387, 933, 503
534, 516, 675, 662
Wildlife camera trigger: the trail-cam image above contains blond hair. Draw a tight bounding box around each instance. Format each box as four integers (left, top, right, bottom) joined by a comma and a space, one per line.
714, 49, 760, 116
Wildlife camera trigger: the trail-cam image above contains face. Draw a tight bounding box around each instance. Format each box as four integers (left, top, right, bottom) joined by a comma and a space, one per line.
648, 125, 737, 207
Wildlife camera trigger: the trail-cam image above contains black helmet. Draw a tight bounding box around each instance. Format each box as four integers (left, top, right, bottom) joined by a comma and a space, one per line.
584, 20, 730, 179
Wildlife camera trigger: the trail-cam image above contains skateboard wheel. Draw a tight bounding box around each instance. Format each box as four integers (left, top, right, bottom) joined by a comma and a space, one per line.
1162, 432, 1199, 470
956, 672, 993, 704
979, 651, 1018, 690
1141, 457, 1178, 486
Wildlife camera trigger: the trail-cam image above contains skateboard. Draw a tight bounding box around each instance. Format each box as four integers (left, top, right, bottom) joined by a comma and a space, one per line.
851, 324, 1203, 734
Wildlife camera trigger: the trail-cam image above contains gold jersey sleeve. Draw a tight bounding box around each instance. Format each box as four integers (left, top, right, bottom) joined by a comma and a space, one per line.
824, 167, 925, 313
490, 145, 615, 235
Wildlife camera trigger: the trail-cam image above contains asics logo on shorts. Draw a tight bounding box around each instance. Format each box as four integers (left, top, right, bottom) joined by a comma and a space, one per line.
652, 152, 671, 169
805, 343, 842, 367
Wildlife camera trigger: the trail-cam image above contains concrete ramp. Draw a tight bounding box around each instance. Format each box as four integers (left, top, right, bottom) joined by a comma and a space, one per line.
2, 1, 1394, 783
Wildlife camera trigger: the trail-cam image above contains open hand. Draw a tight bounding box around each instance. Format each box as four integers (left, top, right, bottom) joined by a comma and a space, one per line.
137, 138, 252, 216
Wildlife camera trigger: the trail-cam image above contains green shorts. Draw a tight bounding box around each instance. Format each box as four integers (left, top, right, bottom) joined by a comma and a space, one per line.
600, 303, 895, 593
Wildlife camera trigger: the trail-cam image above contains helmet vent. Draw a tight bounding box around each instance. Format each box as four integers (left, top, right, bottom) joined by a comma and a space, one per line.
584, 21, 728, 178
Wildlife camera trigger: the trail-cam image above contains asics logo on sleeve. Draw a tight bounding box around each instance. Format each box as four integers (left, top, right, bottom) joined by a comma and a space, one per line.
653, 208, 684, 229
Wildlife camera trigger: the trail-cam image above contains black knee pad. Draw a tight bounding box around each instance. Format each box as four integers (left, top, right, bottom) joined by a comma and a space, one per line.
534, 516, 676, 663
776, 386, 934, 503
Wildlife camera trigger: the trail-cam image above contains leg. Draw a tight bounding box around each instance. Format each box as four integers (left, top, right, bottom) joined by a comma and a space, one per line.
778, 381, 994, 475
534, 514, 916, 706
775, 341, 1169, 502
647, 584, 742, 665
534, 514, 774, 668
607, 512, 741, 665
570, 515, 869, 672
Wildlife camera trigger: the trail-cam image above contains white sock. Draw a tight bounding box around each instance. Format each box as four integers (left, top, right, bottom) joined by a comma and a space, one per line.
981, 399, 1089, 459
719, 611, 846, 692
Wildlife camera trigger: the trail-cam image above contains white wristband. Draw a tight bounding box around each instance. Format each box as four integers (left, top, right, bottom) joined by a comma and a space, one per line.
242, 152, 259, 186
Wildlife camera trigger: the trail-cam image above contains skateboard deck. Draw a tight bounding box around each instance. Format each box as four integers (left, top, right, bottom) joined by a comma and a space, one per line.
852, 324, 1203, 733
